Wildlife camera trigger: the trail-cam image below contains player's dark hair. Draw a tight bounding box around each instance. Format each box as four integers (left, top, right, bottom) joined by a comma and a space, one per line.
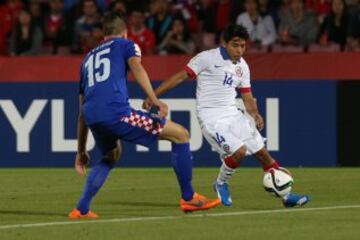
102, 13, 127, 36
222, 24, 250, 43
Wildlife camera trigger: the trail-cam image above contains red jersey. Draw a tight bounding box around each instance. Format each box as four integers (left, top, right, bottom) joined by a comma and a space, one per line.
46, 15, 64, 34
305, 0, 331, 16
0, 1, 23, 55
127, 27, 156, 55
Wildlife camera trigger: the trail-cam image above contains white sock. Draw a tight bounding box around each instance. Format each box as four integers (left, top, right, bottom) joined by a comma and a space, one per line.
216, 163, 236, 185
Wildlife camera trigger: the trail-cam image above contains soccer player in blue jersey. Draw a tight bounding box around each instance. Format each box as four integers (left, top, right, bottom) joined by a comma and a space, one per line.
68, 14, 220, 219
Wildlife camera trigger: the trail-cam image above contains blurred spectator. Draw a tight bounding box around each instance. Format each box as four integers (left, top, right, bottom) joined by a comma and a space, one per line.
305, 0, 332, 23
128, 9, 156, 55
201, 0, 239, 46
201, 0, 217, 33
319, 0, 349, 50
108, 0, 127, 16
72, 0, 101, 53
201, 0, 231, 33
148, 0, 158, 15
1, 0, 358, 55
278, 0, 292, 22
236, 0, 277, 49
29, 0, 44, 28
259, 0, 277, 16
259, 0, 279, 16
0, 0, 24, 55
229, 0, 246, 23
63, 0, 108, 13
146, 0, 173, 44
157, 17, 195, 54
347, 0, 359, 50
279, 0, 319, 46
171, 0, 205, 32
215, 0, 232, 32
127, 0, 149, 14
9, 9, 43, 56
44, 0, 73, 54
344, 0, 359, 9
258, 0, 283, 28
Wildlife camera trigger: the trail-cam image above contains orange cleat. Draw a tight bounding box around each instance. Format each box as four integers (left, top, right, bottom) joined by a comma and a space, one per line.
180, 192, 221, 213
68, 208, 99, 219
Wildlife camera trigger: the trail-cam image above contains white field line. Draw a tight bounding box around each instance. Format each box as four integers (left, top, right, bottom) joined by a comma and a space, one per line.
0, 205, 359, 230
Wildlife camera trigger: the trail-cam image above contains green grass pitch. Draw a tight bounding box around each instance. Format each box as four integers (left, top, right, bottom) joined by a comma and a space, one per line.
0, 168, 359, 240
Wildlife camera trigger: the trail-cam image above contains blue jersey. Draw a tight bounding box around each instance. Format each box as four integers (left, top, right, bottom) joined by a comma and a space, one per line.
79, 38, 140, 124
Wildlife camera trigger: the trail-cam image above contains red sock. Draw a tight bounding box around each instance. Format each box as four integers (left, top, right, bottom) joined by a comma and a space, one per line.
224, 156, 240, 169
263, 160, 280, 172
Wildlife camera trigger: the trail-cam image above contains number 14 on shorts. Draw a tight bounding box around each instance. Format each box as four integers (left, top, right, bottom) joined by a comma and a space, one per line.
213, 133, 226, 146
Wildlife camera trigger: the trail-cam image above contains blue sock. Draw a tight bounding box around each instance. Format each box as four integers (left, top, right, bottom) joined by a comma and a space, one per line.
171, 142, 195, 201
76, 159, 114, 214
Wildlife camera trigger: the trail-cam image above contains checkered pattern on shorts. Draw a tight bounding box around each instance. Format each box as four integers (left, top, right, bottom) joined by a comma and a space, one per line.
121, 111, 164, 135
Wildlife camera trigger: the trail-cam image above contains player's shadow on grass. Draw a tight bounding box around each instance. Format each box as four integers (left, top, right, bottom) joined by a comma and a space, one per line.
0, 210, 66, 217
108, 201, 178, 208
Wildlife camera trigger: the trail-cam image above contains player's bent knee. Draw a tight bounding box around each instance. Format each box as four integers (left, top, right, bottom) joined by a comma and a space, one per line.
254, 147, 270, 160
159, 120, 190, 143
177, 127, 190, 143
104, 142, 122, 165
168, 127, 189, 144
232, 146, 247, 162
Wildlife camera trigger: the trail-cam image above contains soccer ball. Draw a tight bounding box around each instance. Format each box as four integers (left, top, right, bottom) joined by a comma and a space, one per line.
263, 168, 293, 197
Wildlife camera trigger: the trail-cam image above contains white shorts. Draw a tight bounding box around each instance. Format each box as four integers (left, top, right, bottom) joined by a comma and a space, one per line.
199, 111, 265, 158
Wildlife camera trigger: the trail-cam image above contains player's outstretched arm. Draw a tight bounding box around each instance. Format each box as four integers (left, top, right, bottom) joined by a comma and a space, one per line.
75, 94, 90, 176
241, 91, 264, 130
128, 56, 168, 117
142, 70, 189, 110
155, 70, 189, 96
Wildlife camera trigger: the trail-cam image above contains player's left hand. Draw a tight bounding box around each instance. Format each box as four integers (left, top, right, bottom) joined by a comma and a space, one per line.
75, 151, 90, 176
254, 113, 264, 130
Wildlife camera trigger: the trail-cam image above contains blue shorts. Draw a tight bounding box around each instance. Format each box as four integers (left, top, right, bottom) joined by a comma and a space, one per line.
89, 108, 166, 155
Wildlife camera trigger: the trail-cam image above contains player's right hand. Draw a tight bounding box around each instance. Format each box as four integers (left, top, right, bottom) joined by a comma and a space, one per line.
254, 113, 264, 131
75, 151, 90, 176
153, 100, 168, 118
142, 97, 153, 111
